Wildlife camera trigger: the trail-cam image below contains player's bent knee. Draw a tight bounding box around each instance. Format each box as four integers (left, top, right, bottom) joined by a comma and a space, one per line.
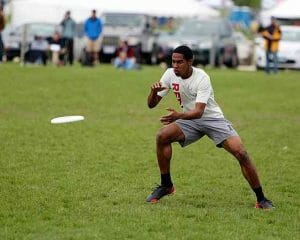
156, 131, 168, 144
156, 129, 172, 145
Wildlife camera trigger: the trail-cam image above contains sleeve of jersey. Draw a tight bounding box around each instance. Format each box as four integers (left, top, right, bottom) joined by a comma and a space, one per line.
195, 76, 212, 104
157, 70, 171, 98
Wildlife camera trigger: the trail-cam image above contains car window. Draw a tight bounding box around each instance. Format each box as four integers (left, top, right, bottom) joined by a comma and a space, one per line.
282, 29, 300, 41
176, 20, 219, 36
8, 24, 58, 39
27, 24, 57, 38
219, 22, 232, 37
174, 19, 233, 38
103, 14, 145, 28
234, 33, 243, 42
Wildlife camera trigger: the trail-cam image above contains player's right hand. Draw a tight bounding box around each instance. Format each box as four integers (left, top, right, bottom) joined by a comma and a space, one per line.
151, 82, 167, 93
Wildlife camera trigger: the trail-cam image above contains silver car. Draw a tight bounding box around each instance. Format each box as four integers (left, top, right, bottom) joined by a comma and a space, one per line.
2, 22, 60, 61
154, 18, 239, 68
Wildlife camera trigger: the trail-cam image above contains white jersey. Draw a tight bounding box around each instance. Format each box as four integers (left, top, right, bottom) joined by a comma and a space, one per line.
157, 67, 224, 119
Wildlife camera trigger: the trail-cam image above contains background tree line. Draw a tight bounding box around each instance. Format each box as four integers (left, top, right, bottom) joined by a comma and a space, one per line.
234, 0, 261, 9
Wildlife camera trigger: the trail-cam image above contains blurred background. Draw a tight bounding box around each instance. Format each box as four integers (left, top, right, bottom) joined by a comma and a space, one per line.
1, 0, 300, 70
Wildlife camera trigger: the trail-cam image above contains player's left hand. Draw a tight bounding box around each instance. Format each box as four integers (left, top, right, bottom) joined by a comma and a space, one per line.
160, 108, 180, 125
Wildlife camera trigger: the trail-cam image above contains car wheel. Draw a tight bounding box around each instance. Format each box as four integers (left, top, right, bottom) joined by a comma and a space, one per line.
215, 54, 223, 67
150, 51, 158, 65
231, 53, 239, 68
256, 65, 265, 71
226, 53, 239, 68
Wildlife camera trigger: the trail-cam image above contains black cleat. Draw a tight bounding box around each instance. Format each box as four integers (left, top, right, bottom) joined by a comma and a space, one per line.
146, 184, 175, 203
255, 198, 274, 210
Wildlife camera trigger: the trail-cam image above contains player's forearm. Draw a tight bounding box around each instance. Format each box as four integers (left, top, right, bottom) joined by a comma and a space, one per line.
147, 91, 160, 108
177, 109, 204, 120
178, 102, 206, 120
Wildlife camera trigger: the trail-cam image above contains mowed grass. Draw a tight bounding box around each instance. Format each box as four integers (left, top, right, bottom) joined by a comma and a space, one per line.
0, 63, 299, 240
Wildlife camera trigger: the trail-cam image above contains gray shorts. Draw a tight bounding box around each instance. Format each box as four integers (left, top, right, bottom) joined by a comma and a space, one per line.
175, 117, 238, 148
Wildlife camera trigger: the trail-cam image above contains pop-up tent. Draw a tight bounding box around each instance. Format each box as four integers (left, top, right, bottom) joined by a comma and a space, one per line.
260, 0, 300, 26
10, 0, 101, 26
10, 0, 220, 26
199, 0, 234, 9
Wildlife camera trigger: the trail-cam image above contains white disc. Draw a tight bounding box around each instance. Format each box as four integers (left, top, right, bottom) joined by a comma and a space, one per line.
51, 115, 84, 124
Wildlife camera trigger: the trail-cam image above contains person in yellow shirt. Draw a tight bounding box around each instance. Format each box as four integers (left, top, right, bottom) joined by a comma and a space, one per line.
261, 17, 281, 74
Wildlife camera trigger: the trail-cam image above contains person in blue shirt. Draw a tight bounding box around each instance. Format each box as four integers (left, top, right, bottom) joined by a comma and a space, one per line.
84, 9, 103, 65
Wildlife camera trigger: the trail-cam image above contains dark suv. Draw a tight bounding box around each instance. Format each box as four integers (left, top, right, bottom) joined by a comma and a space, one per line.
154, 18, 238, 68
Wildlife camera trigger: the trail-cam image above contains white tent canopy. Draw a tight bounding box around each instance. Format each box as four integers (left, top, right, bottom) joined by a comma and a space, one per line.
10, 0, 220, 26
199, 0, 234, 9
108, 0, 220, 17
10, 0, 103, 26
260, 0, 300, 25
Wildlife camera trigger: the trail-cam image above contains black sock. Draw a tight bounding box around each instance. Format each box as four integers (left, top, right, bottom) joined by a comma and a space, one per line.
161, 173, 173, 187
253, 186, 265, 202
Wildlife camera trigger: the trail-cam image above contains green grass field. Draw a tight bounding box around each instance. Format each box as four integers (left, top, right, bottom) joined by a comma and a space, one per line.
0, 63, 299, 240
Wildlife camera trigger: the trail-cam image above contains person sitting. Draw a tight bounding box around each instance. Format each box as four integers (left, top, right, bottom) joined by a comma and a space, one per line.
25, 35, 49, 65
48, 31, 66, 66
113, 41, 138, 69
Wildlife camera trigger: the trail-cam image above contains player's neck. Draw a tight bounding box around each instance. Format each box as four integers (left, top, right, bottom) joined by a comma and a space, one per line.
181, 67, 193, 79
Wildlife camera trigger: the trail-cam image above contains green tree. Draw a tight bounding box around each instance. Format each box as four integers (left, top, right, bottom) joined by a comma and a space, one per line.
234, 0, 261, 9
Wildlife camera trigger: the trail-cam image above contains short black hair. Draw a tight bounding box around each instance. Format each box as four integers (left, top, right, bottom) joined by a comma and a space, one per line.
173, 45, 193, 60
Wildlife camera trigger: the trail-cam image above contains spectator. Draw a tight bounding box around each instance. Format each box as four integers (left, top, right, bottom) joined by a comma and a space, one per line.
113, 41, 137, 70
149, 16, 158, 30
166, 17, 175, 32
0, 5, 5, 63
60, 11, 76, 65
25, 35, 49, 65
84, 9, 103, 65
261, 17, 281, 74
49, 31, 65, 66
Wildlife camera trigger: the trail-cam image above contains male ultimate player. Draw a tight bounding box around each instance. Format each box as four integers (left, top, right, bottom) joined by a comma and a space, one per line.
146, 45, 274, 209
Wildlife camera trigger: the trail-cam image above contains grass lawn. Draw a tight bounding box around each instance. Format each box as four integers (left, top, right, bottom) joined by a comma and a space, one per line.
0, 63, 299, 239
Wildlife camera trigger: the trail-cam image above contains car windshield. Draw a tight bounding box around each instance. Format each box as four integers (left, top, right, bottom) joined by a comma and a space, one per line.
13, 23, 57, 38
27, 24, 57, 37
104, 14, 145, 28
282, 29, 300, 42
176, 20, 219, 36
234, 32, 245, 42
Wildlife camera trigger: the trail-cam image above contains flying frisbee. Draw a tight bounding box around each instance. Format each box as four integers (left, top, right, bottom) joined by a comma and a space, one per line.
51, 115, 85, 124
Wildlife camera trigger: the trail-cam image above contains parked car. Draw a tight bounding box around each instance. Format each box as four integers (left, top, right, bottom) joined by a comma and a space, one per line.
99, 12, 158, 64
2, 25, 21, 61
255, 25, 300, 70
2, 22, 60, 61
3, 22, 84, 62
153, 18, 239, 68
233, 31, 253, 65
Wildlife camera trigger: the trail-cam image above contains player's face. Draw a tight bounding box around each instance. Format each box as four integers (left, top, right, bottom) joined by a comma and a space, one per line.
172, 53, 191, 77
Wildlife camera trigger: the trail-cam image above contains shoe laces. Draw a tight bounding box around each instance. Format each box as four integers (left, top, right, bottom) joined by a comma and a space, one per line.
151, 184, 162, 192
